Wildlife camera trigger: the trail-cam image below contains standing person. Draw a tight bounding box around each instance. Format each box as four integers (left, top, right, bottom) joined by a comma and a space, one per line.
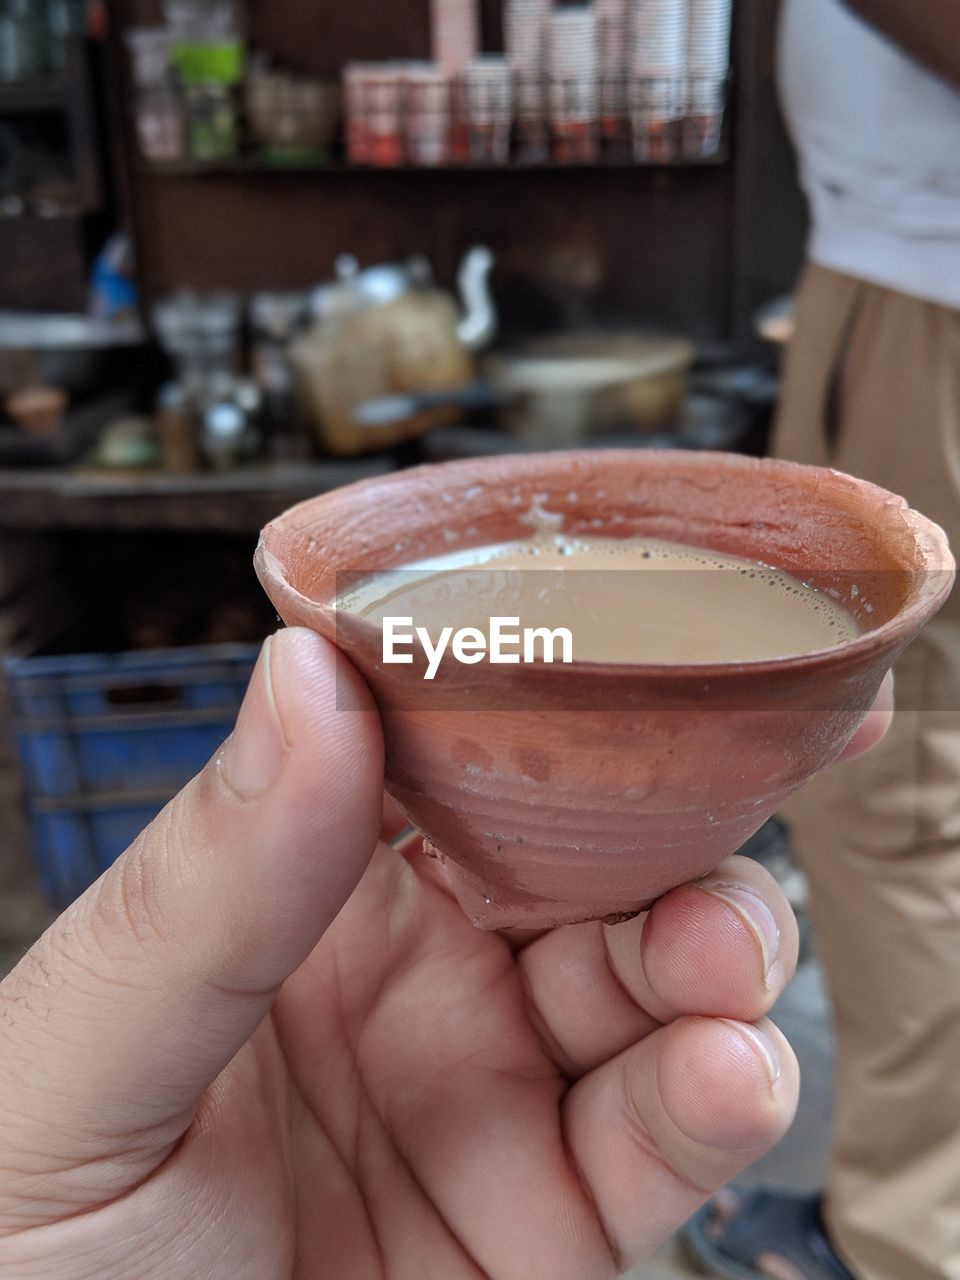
686, 2, 960, 1278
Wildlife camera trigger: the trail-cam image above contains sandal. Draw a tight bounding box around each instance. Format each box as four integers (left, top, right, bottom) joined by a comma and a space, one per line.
683, 1190, 856, 1279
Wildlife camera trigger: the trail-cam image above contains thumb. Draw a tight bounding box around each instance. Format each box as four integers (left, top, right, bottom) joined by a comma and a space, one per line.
0, 628, 382, 1218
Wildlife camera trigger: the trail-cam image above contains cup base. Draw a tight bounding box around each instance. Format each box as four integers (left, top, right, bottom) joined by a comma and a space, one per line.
423, 838, 656, 931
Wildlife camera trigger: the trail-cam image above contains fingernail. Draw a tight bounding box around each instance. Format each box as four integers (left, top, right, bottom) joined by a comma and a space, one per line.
220, 636, 287, 800
696, 879, 782, 988
723, 1020, 782, 1088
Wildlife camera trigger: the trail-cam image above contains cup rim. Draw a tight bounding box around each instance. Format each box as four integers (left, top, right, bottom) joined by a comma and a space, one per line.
257, 449, 956, 682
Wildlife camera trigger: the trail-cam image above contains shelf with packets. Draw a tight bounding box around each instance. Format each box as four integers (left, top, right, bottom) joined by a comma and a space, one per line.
133, 67, 732, 176
127, 0, 732, 175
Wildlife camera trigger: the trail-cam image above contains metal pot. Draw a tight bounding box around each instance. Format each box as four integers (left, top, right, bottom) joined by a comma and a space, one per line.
484, 333, 696, 446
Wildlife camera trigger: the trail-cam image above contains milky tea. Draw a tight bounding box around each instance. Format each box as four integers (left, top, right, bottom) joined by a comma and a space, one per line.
336, 536, 858, 673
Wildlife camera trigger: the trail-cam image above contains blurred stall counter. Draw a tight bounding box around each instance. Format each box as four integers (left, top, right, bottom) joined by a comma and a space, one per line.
0, 457, 396, 533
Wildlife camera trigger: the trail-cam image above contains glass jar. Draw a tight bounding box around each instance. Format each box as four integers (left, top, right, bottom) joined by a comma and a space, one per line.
184, 82, 237, 161
135, 82, 186, 163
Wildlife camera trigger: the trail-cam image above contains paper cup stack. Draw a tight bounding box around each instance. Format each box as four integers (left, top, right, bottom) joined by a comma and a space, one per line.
461, 55, 513, 163
403, 63, 453, 166
430, 0, 480, 163
595, 0, 630, 138
430, 0, 480, 73
685, 0, 731, 156
505, 0, 551, 159
343, 62, 405, 166
629, 0, 688, 160
505, 0, 550, 73
547, 5, 599, 163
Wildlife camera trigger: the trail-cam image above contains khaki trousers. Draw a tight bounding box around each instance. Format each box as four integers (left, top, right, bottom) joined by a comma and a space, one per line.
773, 264, 960, 1280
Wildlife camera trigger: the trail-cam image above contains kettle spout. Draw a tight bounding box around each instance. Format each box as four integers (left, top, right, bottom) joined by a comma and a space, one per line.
456, 246, 497, 352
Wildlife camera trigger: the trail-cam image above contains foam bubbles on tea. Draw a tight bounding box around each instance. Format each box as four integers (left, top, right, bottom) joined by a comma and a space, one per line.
336, 535, 859, 665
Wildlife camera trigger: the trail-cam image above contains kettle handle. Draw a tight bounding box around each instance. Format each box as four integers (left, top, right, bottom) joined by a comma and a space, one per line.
456, 246, 497, 352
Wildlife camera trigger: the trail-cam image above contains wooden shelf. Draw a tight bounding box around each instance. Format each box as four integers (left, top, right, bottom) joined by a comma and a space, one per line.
0, 78, 67, 115
0, 459, 397, 533
139, 149, 730, 179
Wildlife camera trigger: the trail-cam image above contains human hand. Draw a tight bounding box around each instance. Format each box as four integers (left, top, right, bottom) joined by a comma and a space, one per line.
0, 630, 888, 1280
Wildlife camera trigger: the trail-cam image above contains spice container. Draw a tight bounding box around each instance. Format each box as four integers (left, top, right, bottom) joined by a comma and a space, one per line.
136, 82, 187, 162
246, 68, 339, 163
156, 381, 199, 474
165, 0, 243, 165
126, 28, 186, 163
127, 26, 172, 83
184, 82, 236, 160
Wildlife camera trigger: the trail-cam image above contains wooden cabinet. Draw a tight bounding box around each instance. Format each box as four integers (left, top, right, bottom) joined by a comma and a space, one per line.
0, 37, 115, 311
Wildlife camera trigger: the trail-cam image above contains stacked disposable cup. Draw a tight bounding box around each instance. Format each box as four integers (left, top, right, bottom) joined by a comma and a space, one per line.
547, 5, 599, 163
688, 0, 732, 79
505, 0, 551, 160
461, 56, 513, 164
629, 0, 688, 161
343, 62, 405, 167
343, 62, 386, 164
595, 0, 630, 140
685, 0, 731, 156
403, 63, 453, 166
431, 0, 480, 73
430, 0, 479, 162
630, 0, 688, 78
505, 0, 550, 72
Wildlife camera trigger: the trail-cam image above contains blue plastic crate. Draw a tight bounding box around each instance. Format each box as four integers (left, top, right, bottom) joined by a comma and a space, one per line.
28, 796, 170, 907
5, 644, 260, 905
13, 712, 249, 798
6, 645, 257, 722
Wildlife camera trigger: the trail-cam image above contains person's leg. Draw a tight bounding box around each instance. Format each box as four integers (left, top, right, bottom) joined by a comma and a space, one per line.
776, 267, 960, 1280
782, 632, 960, 1280
770, 263, 865, 473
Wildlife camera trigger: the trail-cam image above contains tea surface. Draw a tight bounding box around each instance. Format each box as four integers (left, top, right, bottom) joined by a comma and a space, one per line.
336, 536, 859, 664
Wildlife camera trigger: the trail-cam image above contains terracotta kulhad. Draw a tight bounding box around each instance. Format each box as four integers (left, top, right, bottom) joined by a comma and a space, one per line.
255, 451, 955, 930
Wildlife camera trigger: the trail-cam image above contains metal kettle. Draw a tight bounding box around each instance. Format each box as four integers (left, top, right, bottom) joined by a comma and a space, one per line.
315, 246, 497, 351
294, 246, 497, 456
